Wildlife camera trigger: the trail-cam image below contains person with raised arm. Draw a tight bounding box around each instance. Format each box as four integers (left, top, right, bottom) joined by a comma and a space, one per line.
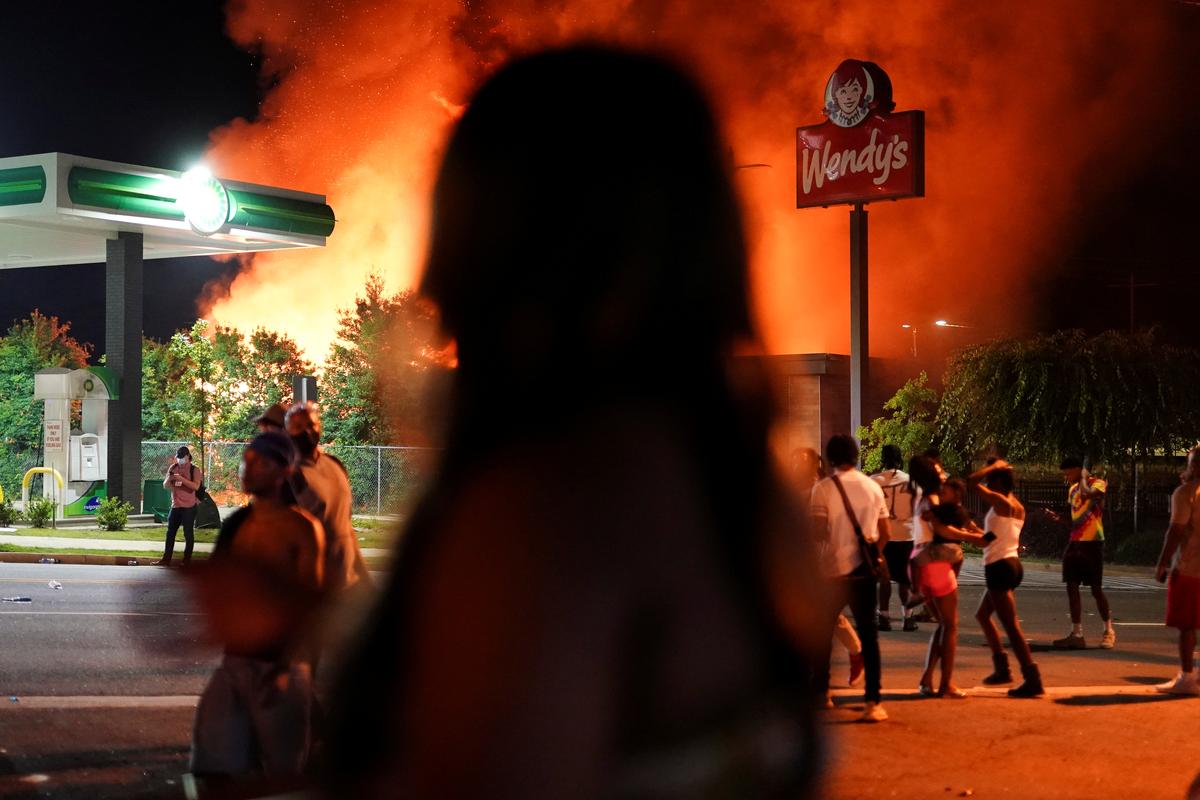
968, 458, 1044, 698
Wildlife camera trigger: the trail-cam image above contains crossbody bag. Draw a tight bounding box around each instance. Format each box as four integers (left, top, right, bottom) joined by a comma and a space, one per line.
830, 473, 887, 581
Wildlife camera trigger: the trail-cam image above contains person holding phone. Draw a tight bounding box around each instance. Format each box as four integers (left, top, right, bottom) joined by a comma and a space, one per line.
158, 446, 202, 566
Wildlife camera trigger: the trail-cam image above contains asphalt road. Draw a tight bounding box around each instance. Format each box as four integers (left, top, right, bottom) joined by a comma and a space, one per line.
0, 559, 1185, 799
825, 562, 1197, 800
0, 563, 215, 799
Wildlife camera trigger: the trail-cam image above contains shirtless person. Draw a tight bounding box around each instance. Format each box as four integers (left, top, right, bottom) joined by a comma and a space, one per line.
1154, 447, 1200, 695
190, 431, 326, 792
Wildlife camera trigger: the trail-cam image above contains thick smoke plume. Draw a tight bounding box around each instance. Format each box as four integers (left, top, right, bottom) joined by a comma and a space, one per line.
203, 0, 1179, 362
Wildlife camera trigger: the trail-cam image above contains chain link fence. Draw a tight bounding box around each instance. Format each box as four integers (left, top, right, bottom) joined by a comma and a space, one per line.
143, 441, 437, 516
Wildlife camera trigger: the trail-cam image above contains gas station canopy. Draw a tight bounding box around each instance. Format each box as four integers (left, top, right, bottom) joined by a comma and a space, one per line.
0, 152, 335, 268
0, 152, 335, 513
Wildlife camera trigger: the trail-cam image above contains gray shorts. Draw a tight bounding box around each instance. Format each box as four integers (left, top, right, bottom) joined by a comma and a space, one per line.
191, 654, 315, 777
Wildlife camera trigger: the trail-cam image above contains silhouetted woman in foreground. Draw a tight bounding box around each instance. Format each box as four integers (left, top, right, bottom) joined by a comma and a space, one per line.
325, 45, 822, 798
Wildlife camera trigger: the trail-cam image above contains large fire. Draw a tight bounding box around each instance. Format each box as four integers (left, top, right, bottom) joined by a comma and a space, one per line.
202, 0, 1178, 364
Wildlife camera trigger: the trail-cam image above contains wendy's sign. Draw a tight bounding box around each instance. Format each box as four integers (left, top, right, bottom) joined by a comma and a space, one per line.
796, 59, 924, 208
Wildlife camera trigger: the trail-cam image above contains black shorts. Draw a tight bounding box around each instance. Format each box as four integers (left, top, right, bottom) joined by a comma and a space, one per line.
883, 541, 914, 584
1062, 541, 1105, 586
985, 557, 1024, 591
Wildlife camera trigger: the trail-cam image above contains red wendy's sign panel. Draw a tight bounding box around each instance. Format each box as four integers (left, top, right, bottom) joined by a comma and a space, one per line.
796, 59, 925, 208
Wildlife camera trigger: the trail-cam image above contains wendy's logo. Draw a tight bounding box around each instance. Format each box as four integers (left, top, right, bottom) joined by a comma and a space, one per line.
823, 59, 895, 128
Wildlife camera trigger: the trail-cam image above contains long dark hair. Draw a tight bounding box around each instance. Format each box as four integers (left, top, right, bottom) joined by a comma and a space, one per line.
328, 44, 805, 784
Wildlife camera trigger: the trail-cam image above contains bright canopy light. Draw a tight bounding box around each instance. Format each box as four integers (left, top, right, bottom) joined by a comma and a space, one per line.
934, 319, 948, 327
177, 166, 231, 235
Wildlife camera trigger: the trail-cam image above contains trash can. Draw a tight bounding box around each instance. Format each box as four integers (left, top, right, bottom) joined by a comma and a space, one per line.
143, 479, 172, 523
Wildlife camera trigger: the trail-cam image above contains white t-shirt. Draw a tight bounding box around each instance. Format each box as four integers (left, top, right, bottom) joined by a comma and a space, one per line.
871, 468, 913, 542
1170, 481, 1200, 578
811, 468, 888, 576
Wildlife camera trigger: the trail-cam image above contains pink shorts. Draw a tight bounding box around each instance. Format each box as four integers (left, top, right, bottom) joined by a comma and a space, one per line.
921, 561, 958, 598
1166, 572, 1200, 630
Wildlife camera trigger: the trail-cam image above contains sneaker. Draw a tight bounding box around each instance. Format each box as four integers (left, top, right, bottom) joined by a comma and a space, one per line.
1155, 673, 1200, 696
1052, 632, 1087, 650
1099, 630, 1116, 649
848, 652, 865, 687
860, 702, 888, 722
913, 608, 935, 623
877, 614, 892, 631
902, 616, 919, 632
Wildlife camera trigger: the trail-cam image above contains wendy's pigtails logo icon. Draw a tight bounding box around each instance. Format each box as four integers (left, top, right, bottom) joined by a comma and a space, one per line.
822, 59, 896, 129
824, 60, 873, 128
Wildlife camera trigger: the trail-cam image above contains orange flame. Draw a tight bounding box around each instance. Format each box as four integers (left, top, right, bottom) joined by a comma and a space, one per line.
202, 1, 1178, 364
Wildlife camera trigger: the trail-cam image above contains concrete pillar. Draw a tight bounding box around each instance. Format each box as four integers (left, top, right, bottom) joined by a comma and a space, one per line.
105, 232, 143, 510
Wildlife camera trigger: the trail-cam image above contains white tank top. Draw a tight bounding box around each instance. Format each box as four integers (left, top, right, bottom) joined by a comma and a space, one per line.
983, 507, 1023, 565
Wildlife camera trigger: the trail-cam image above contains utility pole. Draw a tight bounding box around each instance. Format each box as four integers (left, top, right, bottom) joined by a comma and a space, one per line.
1106, 272, 1158, 333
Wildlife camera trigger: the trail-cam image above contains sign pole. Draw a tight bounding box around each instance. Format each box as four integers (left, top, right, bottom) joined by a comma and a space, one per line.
849, 202, 868, 439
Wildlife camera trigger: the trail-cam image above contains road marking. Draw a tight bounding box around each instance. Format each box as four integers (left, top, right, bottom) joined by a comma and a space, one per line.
0, 578, 149, 586
0, 610, 200, 617
0, 695, 199, 709
831, 683, 1175, 698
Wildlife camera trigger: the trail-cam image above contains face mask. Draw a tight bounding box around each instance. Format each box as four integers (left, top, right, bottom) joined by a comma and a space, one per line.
176, 457, 187, 465
291, 430, 319, 456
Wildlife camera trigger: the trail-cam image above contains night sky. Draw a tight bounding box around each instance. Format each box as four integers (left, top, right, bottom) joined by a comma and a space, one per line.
1, 2, 1197, 356
0, 2, 260, 348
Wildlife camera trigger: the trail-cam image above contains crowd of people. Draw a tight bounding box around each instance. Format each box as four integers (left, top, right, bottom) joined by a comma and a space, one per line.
802, 434, 1200, 723
145, 42, 1200, 796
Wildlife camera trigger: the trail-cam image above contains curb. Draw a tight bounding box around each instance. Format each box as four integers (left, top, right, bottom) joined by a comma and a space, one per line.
0, 552, 160, 566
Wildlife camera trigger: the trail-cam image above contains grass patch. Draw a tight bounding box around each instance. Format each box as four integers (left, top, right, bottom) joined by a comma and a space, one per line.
5, 517, 398, 550
5, 526, 219, 543
0, 543, 210, 560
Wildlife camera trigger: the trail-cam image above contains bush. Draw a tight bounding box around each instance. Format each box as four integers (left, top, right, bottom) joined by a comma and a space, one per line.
26, 496, 55, 528
1113, 532, 1165, 566
96, 497, 134, 531
0, 496, 18, 527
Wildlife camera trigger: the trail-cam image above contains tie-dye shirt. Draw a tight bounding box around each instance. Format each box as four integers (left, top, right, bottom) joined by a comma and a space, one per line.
1069, 477, 1107, 542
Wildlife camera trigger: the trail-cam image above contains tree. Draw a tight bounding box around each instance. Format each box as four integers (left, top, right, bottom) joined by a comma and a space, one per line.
208, 325, 314, 441
936, 329, 1200, 467
0, 312, 91, 496
166, 320, 218, 460
144, 322, 314, 445
322, 275, 450, 446
141, 336, 193, 441
856, 372, 950, 473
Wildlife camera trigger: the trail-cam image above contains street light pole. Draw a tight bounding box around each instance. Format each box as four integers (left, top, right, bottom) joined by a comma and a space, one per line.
901, 324, 917, 358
